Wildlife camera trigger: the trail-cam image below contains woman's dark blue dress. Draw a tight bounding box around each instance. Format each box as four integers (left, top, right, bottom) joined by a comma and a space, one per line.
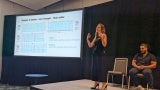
91, 39, 107, 82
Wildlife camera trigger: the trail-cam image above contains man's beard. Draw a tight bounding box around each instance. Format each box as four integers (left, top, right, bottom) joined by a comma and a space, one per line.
141, 50, 146, 54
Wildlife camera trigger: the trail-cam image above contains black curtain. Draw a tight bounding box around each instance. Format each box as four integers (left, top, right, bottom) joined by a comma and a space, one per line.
82, 0, 160, 89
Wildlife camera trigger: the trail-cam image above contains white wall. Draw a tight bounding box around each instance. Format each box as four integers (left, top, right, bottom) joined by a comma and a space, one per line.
0, 0, 34, 78
38, 0, 112, 12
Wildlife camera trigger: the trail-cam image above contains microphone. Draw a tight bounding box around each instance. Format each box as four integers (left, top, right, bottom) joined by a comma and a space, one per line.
95, 32, 99, 39
95, 32, 97, 38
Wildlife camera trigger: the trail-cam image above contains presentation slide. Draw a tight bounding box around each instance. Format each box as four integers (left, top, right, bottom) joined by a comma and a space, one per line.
14, 10, 83, 57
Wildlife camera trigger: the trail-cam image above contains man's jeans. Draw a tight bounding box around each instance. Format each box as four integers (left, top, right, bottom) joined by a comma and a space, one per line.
129, 68, 153, 88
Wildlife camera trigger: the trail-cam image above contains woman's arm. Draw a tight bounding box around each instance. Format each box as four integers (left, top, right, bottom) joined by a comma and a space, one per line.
100, 34, 107, 47
86, 33, 97, 48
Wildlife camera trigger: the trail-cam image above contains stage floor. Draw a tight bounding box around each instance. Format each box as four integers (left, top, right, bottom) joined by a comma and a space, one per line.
31, 79, 128, 90
31, 79, 157, 90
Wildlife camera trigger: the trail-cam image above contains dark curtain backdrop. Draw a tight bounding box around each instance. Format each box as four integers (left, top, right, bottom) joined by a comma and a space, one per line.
82, 0, 160, 89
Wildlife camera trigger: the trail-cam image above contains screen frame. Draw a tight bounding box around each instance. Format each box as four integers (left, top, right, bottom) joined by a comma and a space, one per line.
12, 8, 84, 58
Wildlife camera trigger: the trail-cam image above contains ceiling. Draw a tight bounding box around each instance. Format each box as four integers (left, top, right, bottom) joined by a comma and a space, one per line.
8, 0, 61, 10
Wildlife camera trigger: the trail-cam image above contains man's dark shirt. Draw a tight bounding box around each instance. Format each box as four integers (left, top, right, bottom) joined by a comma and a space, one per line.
133, 53, 156, 66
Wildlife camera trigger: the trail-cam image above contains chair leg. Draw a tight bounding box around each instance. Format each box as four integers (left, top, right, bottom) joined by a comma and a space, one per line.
128, 76, 130, 89
122, 75, 124, 88
125, 75, 128, 88
107, 73, 109, 84
147, 83, 149, 90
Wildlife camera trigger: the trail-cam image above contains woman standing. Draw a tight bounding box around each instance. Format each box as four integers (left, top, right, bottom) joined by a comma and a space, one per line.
86, 23, 107, 90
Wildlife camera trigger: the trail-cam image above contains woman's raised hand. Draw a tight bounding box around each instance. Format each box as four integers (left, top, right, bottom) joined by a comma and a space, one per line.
87, 33, 91, 40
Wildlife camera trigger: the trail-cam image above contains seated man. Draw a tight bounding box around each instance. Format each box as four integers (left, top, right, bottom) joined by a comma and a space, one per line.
129, 43, 157, 89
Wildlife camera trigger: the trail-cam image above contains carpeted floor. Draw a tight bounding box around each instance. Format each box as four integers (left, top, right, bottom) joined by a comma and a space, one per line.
0, 80, 158, 90
0, 84, 29, 90
31, 79, 159, 90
